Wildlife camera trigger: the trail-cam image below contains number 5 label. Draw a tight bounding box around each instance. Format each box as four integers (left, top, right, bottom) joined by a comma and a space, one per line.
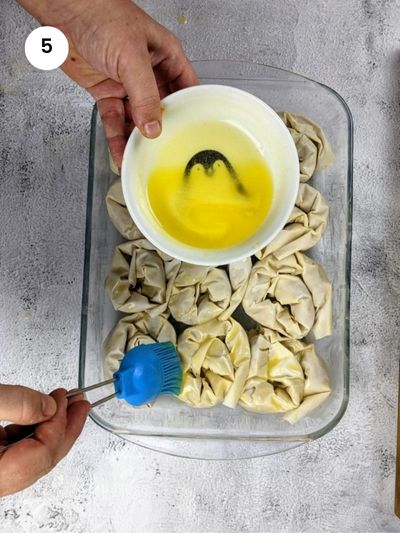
25, 27, 69, 71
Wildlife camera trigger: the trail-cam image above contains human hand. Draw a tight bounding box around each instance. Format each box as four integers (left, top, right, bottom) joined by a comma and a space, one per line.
0, 386, 90, 497
19, 0, 198, 170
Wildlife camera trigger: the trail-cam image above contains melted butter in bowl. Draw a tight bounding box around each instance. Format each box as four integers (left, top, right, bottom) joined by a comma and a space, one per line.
147, 120, 274, 249
121, 85, 299, 266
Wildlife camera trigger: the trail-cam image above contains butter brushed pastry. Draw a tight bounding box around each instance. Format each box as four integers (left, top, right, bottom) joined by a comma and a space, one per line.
240, 330, 331, 423
178, 318, 251, 408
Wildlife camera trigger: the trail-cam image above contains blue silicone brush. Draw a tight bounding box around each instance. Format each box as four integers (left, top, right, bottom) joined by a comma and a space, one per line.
113, 342, 182, 405
68, 341, 182, 408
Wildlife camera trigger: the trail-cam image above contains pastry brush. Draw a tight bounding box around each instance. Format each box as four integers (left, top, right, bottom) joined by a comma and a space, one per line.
0, 342, 182, 452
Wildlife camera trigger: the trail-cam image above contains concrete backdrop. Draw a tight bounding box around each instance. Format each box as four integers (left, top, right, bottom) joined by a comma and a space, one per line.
1, 0, 400, 531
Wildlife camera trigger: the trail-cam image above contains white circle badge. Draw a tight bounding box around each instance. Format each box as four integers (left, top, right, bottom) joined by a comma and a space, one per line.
25, 26, 69, 71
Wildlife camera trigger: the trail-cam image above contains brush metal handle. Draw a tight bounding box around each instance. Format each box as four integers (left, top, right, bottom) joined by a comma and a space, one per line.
66, 377, 116, 398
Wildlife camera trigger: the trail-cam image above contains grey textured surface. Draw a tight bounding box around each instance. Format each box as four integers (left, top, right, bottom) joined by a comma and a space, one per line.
0, 0, 399, 531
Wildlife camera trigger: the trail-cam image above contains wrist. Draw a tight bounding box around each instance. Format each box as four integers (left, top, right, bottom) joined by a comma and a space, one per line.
17, 0, 80, 24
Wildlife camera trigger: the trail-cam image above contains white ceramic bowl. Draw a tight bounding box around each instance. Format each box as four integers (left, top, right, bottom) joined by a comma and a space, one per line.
121, 84, 299, 265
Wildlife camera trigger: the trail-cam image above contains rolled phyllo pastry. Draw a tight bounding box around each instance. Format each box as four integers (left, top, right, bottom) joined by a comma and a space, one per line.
105, 178, 143, 241
105, 239, 180, 316
240, 330, 331, 423
168, 258, 252, 325
167, 264, 230, 325
177, 318, 251, 408
278, 112, 334, 182
243, 252, 332, 340
257, 183, 329, 260
219, 257, 253, 320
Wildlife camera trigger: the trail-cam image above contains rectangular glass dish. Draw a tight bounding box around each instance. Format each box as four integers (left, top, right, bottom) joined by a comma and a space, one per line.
79, 61, 352, 459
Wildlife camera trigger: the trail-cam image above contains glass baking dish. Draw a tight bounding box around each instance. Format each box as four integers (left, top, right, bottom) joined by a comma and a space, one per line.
79, 60, 352, 459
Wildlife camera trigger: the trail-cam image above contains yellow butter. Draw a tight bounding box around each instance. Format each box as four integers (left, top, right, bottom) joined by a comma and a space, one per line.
147, 120, 274, 249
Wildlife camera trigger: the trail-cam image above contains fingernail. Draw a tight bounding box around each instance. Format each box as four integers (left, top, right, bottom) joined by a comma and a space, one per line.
42, 395, 57, 417
144, 120, 161, 138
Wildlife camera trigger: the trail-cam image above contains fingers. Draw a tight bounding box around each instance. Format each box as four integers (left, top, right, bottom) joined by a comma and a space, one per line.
97, 97, 127, 171
1, 423, 34, 443
149, 30, 198, 93
33, 389, 68, 457
0, 389, 90, 497
0, 385, 57, 425
165, 50, 198, 92
34, 390, 90, 460
169, 59, 198, 92
87, 78, 132, 171
123, 99, 133, 123
0, 437, 53, 496
34, 389, 89, 460
158, 84, 170, 100
0, 426, 7, 444
65, 399, 90, 448
118, 45, 162, 139
88, 78, 127, 101
66, 391, 85, 404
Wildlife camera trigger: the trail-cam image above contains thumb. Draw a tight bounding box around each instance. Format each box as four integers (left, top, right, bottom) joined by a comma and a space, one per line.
0, 384, 57, 425
119, 46, 162, 139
